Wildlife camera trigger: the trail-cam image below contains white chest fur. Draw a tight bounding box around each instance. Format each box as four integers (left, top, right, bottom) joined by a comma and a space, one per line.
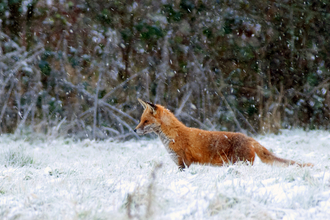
157, 131, 179, 165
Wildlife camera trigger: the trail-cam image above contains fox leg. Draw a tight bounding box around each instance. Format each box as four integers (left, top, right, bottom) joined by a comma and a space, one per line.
178, 158, 185, 171
178, 157, 191, 171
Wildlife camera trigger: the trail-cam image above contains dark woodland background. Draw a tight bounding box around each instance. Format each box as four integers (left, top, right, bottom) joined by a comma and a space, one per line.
0, 0, 330, 140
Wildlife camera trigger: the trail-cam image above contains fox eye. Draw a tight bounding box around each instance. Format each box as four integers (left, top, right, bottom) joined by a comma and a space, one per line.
144, 120, 148, 123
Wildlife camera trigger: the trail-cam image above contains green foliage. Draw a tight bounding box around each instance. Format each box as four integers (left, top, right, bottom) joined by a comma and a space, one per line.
8, 0, 22, 4
0, 2, 6, 15
307, 73, 318, 87
39, 60, 51, 76
136, 22, 163, 41
97, 9, 112, 25
223, 18, 234, 34
162, 5, 181, 22
120, 28, 132, 42
203, 28, 212, 39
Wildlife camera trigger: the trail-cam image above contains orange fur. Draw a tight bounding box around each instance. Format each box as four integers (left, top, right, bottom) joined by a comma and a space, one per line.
134, 99, 313, 170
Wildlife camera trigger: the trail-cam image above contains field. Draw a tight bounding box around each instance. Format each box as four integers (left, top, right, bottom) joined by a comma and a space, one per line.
0, 129, 329, 220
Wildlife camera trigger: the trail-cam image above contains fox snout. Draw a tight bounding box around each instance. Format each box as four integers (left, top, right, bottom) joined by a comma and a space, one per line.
135, 129, 142, 135
135, 122, 155, 135
134, 123, 145, 135
134, 127, 145, 135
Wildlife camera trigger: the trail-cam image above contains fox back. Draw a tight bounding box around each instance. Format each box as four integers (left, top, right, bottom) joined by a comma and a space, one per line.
134, 99, 313, 170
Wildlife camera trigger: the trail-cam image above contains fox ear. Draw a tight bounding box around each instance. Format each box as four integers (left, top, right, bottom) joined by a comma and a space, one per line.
138, 98, 157, 114
138, 98, 148, 109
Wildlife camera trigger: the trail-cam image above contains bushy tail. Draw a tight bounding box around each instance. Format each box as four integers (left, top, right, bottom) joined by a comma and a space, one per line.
251, 140, 313, 167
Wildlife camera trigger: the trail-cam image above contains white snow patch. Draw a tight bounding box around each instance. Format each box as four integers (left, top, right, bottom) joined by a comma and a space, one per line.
0, 129, 329, 219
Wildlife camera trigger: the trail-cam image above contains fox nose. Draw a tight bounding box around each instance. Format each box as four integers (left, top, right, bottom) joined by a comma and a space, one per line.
134, 129, 137, 133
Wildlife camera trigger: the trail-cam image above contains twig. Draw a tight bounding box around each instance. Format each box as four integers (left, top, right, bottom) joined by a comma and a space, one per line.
145, 163, 162, 219
180, 112, 209, 130
0, 46, 44, 99
0, 78, 15, 132
232, 107, 258, 135
93, 72, 103, 140
77, 108, 94, 119
101, 69, 145, 101
0, 31, 20, 50
207, 71, 244, 133
126, 193, 133, 219
218, 92, 243, 132
272, 83, 284, 129
175, 88, 192, 117
15, 87, 39, 133
56, 117, 67, 132
105, 109, 139, 139
15, 73, 22, 125
306, 77, 330, 98
100, 101, 138, 124
100, 126, 120, 135
60, 79, 138, 123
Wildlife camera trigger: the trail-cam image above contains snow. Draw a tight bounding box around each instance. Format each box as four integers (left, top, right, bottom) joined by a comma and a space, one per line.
0, 129, 330, 219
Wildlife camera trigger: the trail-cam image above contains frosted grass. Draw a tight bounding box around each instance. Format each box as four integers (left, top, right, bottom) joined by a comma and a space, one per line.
0, 129, 329, 219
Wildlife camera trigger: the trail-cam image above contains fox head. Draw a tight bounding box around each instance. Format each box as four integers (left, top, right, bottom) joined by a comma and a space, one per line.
134, 99, 161, 135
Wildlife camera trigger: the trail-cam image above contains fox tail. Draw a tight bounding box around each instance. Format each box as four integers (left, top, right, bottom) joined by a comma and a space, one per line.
251, 140, 313, 167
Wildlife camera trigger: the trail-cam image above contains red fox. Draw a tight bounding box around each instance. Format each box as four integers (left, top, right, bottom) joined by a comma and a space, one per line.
134, 99, 313, 170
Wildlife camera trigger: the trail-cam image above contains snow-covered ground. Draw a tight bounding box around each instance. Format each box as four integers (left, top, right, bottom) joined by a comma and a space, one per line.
0, 129, 329, 219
